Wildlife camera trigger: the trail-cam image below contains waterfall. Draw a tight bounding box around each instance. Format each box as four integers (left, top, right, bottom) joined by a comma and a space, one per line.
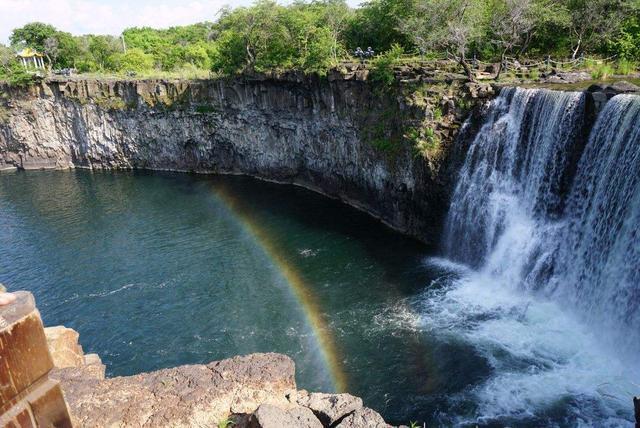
429, 87, 640, 425
444, 88, 640, 348
552, 94, 640, 354
443, 88, 586, 268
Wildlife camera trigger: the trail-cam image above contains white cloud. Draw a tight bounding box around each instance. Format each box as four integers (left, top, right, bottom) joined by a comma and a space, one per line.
0, 0, 248, 44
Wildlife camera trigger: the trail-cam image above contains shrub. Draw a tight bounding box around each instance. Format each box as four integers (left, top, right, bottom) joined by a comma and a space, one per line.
112, 48, 154, 72
2, 63, 38, 87
369, 44, 404, 87
413, 126, 441, 158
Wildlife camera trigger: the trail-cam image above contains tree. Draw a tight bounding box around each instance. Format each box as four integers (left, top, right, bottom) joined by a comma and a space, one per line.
345, 0, 416, 53
210, 0, 339, 74
400, 0, 489, 80
10, 22, 57, 52
566, 0, 630, 58
301, 0, 352, 63
0, 44, 14, 72
184, 42, 211, 69
52, 32, 81, 68
44, 37, 59, 67
88, 35, 121, 70
113, 48, 154, 72
489, 0, 537, 79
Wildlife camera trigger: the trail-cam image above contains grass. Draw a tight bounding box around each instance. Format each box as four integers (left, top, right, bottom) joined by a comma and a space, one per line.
616, 59, 637, 76
433, 107, 443, 121
0, 104, 10, 124
585, 59, 615, 80
94, 96, 130, 111
529, 68, 540, 81
407, 126, 441, 159
62, 67, 215, 81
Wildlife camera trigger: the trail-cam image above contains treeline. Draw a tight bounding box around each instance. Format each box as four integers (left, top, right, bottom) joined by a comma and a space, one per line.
1, 0, 639, 81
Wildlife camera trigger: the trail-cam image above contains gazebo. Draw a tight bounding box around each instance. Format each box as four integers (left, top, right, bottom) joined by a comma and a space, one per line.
16, 48, 45, 69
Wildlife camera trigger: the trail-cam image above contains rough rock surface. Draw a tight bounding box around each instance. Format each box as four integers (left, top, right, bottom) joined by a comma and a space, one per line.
44, 326, 85, 368
0, 76, 482, 244
249, 403, 322, 428
41, 325, 390, 427
335, 407, 390, 428
52, 353, 297, 427
297, 391, 363, 426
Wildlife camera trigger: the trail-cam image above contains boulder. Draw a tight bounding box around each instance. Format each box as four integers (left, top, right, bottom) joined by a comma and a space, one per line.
44, 326, 85, 368
335, 407, 390, 428
249, 404, 322, 428
297, 392, 363, 426
610, 80, 640, 93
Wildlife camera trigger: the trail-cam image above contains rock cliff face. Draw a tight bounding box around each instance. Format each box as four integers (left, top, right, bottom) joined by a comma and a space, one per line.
0, 74, 488, 243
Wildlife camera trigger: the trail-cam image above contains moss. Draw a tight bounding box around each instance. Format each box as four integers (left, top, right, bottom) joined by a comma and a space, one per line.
94, 96, 129, 111
370, 138, 400, 154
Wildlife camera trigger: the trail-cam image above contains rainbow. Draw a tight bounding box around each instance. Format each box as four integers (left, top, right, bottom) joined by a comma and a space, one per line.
212, 183, 348, 393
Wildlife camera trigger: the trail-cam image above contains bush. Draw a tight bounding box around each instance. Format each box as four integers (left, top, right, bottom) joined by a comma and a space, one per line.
413, 126, 441, 158
369, 44, 404, 87
1, 62, 38, 87
112, 48, 154, 72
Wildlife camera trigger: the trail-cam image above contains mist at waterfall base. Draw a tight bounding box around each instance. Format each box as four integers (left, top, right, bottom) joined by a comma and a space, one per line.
0, 89, 638, 427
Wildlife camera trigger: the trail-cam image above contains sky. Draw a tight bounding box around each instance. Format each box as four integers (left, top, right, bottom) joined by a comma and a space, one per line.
1, 0, 360, 45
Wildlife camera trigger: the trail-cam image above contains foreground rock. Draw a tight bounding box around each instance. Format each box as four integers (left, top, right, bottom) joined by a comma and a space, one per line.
45, 325, 390, 427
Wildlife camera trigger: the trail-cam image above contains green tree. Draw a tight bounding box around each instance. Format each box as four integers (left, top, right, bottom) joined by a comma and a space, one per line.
566, 0, 631, 58
346, 0, 416, 53
400, 0, 489, 79
183, 42, 211, 69
113, 48, 154, 72
88, 35, 121, 70
488, 0, 538, 78
10, 22, 57, 52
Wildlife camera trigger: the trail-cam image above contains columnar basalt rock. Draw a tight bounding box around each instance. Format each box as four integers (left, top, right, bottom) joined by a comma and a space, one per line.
0, 292, 74, 427
0, 75, 488, 244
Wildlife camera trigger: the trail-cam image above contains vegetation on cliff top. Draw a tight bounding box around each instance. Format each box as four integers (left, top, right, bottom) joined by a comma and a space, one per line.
1, 0, 640, 84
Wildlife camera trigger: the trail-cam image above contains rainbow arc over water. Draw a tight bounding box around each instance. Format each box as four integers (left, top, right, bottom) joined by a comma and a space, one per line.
212, 183, 348, 393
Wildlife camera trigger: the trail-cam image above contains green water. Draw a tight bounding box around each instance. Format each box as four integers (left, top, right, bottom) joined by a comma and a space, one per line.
0, 170, 456, 424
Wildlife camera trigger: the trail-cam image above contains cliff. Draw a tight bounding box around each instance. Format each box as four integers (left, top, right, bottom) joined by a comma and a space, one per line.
0, 73, 492, 244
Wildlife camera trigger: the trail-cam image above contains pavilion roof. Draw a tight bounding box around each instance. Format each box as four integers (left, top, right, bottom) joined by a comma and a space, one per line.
16, 48, 44, 58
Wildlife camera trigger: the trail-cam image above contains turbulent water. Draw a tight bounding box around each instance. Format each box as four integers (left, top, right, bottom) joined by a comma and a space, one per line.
428, 88, 640, 426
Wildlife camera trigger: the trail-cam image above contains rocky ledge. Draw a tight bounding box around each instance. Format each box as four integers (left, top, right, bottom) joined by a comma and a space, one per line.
45, 326, 389, 427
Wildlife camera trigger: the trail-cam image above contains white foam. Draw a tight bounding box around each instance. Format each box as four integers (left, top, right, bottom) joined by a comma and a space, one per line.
417, 269, 637, 424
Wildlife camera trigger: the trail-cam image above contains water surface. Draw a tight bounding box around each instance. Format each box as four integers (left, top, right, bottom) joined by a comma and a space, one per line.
0, 169, 635, 426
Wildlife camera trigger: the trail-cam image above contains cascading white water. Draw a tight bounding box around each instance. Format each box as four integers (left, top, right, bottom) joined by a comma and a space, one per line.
423, 87, 640, 425
551, 94, 640, 356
